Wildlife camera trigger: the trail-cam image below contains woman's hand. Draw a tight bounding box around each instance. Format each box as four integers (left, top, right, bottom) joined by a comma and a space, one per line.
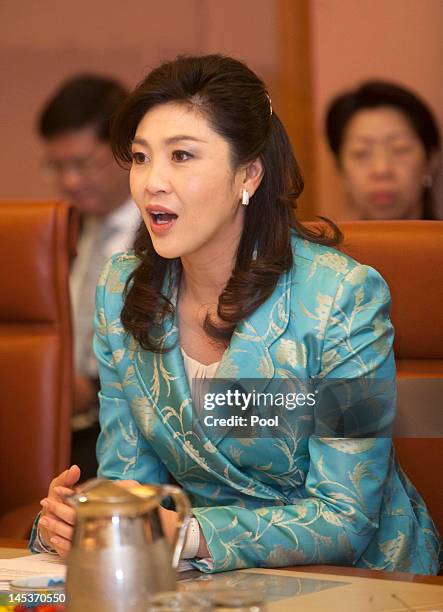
38, 465, 81, 558
38, 473, 209, 559
38, 474, 136, 558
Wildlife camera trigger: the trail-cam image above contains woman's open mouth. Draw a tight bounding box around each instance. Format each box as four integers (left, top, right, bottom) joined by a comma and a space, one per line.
148, 210, 178, 234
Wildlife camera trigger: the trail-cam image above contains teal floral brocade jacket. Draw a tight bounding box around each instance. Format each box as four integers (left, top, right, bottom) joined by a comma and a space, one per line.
94, 232, 440, 574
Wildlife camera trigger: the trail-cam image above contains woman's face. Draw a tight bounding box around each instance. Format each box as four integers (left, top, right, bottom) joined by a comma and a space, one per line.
130, 102, 248, 261
339, 107, 430, 219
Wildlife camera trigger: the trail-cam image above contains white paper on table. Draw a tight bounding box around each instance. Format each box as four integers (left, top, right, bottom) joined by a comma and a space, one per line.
0, 553, 66, 591
0, 554, 194, 590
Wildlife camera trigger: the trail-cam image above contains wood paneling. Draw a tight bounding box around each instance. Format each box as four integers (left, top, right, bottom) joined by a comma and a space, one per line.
275, 0, 317, 220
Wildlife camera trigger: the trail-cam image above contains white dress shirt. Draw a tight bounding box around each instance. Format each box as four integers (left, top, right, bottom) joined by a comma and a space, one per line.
70, 198, 140, 379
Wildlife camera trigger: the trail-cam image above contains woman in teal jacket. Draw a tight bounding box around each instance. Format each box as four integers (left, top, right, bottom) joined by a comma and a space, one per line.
33, 54, 440, 574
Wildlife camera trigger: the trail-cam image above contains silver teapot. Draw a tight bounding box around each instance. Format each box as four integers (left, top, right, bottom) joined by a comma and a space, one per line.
65, 479, 191, 611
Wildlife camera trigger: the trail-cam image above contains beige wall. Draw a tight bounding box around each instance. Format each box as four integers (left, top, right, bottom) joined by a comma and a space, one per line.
0, 0, 277, 201
0, 0, 442, 218
310, 0, 443, 219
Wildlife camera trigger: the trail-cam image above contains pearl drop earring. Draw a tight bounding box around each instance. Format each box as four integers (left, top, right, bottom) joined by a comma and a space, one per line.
241, 188, 249, 206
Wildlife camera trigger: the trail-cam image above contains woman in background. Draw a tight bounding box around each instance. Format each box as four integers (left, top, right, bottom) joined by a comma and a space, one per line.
32, 56, 440, 574
326, 80, 441, 220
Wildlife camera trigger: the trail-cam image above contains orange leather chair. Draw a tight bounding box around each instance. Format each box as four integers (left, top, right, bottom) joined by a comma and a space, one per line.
0, 201, 77, 537
336, 221, 443, 537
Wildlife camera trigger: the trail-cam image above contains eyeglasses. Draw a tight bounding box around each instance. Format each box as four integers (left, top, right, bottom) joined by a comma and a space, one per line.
42, 146, 112, 179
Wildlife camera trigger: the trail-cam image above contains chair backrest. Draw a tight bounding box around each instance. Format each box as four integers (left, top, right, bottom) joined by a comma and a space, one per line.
337, 221, 443, 366
0, 201, 76, 516
333, 221, 443, 537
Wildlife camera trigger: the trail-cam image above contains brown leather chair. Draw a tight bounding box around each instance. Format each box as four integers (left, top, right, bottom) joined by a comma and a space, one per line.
0, 201, 77, 537
335, 221, 443, 537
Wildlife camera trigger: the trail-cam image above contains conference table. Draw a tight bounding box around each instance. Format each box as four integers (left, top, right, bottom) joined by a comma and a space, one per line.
1, 538, 442, 611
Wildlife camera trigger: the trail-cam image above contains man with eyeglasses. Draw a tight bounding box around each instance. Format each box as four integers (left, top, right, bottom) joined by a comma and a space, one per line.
38, 74, 140, 479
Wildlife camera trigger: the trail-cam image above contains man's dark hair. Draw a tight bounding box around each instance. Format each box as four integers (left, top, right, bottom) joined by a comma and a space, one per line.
39, 74, 128, 141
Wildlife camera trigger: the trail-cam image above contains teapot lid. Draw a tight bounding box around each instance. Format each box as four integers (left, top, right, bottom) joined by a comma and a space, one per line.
68, 479, 159, 517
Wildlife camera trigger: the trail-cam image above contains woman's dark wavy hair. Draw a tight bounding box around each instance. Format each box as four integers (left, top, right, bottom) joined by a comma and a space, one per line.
111, 54, 341, 352
325, 80, 441, 220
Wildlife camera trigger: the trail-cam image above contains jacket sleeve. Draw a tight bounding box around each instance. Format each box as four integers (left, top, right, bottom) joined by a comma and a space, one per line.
29, 257, 167, 554
191, 264, 396, 573
94, 256, 169, 484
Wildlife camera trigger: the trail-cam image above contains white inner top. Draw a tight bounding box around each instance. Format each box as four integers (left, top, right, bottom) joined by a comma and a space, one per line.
181, 347, 221, 382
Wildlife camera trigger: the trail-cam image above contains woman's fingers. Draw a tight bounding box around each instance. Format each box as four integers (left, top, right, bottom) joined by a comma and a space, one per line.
50, 536, 71, 558
40, 515, 74, 542
49, 465, 81, 494
53, 485, 75, 500
37, 466, 81, 553
63, 465, 81, 488
41, 498, 76, 525
38, 509, 72, 553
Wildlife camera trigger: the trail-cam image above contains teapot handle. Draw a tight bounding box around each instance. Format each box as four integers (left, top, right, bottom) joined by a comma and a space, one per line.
156, 485, 192, 569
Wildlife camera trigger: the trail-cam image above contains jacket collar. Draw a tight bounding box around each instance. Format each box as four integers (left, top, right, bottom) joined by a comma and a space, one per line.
134, 261, 292, 450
